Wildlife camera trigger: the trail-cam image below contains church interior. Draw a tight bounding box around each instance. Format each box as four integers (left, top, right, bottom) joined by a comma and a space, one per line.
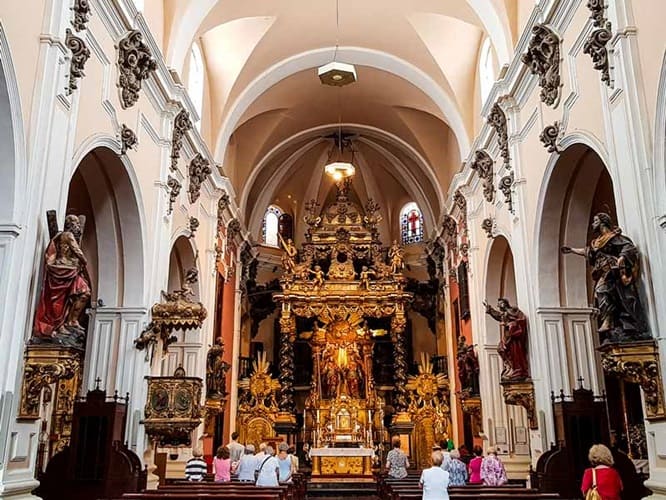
1, 0, 666, 499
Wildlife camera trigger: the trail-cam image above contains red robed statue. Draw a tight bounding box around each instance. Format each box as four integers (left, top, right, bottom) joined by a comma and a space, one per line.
33, 213, 91, 347
484, 298, 529, 381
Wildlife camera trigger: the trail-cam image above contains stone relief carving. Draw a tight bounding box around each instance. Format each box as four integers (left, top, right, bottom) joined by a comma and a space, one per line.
65, 29, 90, 95
170, 108, 192, 171
166, 176, 181, 215
226, 218, 241, 245
522, 24, 561, 107
586, 0, 606, 28
470, 150, 495, 203
217, 192, 230, 233
487, 103, 510, 168
120, 124, 137, 154
71, 0, 91, 32
499, 172, 515, 213
188, 216, 199, 238
188, 153, 212, 203
584, 26, 612, 86
116, 30, 157, 109
481, 218, 494, 238
539, 121, 560, 153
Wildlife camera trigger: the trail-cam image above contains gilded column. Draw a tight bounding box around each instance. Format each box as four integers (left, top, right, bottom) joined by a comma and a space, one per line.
391, 311, 408, 414
277, 306, 296, 422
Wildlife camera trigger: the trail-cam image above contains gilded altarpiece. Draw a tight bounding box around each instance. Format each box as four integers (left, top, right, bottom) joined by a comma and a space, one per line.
272, 180, 416, 477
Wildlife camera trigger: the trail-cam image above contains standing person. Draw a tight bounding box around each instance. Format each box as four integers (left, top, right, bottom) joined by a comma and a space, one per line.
481, 447, 507, 486
386, 437, 409, 479
184, 448, 207, 481
255, 445, 280, 487
445, 449, 468, 486
419, 451, 450, 500
581, 444, 623, 500
227, 431, 244, 463
288, 446, 299, 471
468, 446, 483, 485
213, 446, 231, 482
236, 445, 258, 482
277, 443, 296, 483
255, 442, 267, 459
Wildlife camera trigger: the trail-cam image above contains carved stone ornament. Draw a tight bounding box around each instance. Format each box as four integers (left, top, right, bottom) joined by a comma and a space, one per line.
142, 368, 203, 447
470, 150, 495, 203
71, 0, 92, 32
441, 215, 457, 249
584, 26, 612, 86
65, 29, 90, 95
587, 0, 607, 28
487, 103, 510, 167
166, 176, 181, 215
116, 30, 157, 109
120, 124, 138, 154
188, 216, 199, 238
481, 218, 494, 238
521, 24, 562, 107
188, 154, 212, 203
170, 108, 192, 171
499, 172, 515, 213
457, 389, 482, 418
599, 340, 665, 420
539, 121, 560, 153
453, 190, 467, 212
226, 218, 241, 246
501, 379, 537, 429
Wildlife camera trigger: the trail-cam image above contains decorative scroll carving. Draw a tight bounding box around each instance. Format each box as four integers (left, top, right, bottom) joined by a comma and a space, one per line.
216, 192, 230, 232
187, 153, 211, 203
584, 26, 612, 86
120, 124, 138, 154
539, 121, 560, 153
470, 150, 495, 202
188, 216, 199, 238
453, 190, 467, 212
226, 218, 241, 246
441, 216, 457, 249
65, 29, 90, 95
170, 108, 192, 171
499, 172, 515, 213
134, 268, 207, 361
116, 30, 157, 109
522, 24, 561, 107
599, 340, 665, 420
481, 218, 494, 238
501, 379, 537, 429
487, 103, 510, 167
71, 0, 92, 31
587, 0, 607, 27
142, 368, 203, 447
166, 176, 181, 215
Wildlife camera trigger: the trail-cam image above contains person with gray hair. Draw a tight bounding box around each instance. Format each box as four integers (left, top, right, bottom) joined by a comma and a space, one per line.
236, 444, 258, 482
444, 449, 468, 486
419, 451, 450, 499
277, 442, 296, 483
255, 445, 280, 487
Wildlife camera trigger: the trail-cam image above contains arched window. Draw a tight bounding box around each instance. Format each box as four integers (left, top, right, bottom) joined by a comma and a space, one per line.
400, 202, 424, 244
262, 206, 282, 247
188, 43, 204, 131
479, 38, 495, 105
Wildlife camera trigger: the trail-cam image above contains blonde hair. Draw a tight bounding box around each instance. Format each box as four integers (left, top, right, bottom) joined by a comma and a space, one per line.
192, 448, 203, 457
588, 444, 614, 466
431, 451, 443, 466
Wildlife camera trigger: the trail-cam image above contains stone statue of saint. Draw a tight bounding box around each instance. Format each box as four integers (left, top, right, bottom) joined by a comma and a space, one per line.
206, 337, 230, 400
456, 335, 480, 394
484, 298, 529, 381
388, 240, 404, 274
561, 212, 650, 343
33, 214, 91, 347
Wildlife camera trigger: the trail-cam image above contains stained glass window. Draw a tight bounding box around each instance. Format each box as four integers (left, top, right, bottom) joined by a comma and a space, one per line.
400, 202, 424, 244
262, 205, 282, 247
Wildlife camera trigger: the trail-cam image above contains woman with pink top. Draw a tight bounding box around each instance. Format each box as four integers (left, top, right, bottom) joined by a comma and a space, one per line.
213, 446, 231, 482
468, 446, 483, 485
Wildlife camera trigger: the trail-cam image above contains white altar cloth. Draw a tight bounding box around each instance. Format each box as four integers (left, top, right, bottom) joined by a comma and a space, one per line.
310, 447, 374, 457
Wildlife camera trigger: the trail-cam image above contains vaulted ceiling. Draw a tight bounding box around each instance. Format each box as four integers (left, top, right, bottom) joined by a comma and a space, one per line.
159, 0, 530, 242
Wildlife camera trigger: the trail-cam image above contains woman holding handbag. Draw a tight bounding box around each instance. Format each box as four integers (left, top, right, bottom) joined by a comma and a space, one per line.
581, 444, 623, 500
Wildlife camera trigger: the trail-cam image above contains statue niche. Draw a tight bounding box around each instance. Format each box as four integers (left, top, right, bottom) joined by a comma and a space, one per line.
561, 212, 650, 344
32, 211, 92, 349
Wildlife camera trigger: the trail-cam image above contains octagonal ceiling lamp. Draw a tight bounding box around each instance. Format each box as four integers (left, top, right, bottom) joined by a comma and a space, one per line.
318, 0, 357, 87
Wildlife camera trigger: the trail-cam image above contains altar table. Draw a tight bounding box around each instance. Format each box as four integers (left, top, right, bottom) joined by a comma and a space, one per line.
310, 447, 374, 477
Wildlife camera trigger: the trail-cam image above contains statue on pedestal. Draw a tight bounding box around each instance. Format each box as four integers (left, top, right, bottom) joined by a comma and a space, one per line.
206, 337, 230, 401
389, 240, 404, 274
456, 336, 480, 394
279, 234, 298, 275
484, 298, 529, 381
561, 212, 650, 343
32, 213, 91, 348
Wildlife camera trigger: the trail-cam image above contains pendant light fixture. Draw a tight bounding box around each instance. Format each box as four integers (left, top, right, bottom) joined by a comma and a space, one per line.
318, 0, 357, 87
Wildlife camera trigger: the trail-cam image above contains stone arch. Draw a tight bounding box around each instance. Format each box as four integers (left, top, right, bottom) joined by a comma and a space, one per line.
168, 234, 200, 300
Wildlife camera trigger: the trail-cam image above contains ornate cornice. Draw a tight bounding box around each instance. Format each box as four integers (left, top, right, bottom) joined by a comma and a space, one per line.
116, 30, 157, 108
65, 29, 90, 95
470, 150, 495, 203
522, 24, 562, 107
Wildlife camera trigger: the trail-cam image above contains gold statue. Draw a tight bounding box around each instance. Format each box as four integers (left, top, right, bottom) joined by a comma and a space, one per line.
309, 265, 325, 290
279, 234, 297, 274
389, 240, 405, 274
359, 266, 376, 290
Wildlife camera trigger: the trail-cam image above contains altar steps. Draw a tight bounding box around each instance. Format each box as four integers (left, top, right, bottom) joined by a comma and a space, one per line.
306, 478, 378, 498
